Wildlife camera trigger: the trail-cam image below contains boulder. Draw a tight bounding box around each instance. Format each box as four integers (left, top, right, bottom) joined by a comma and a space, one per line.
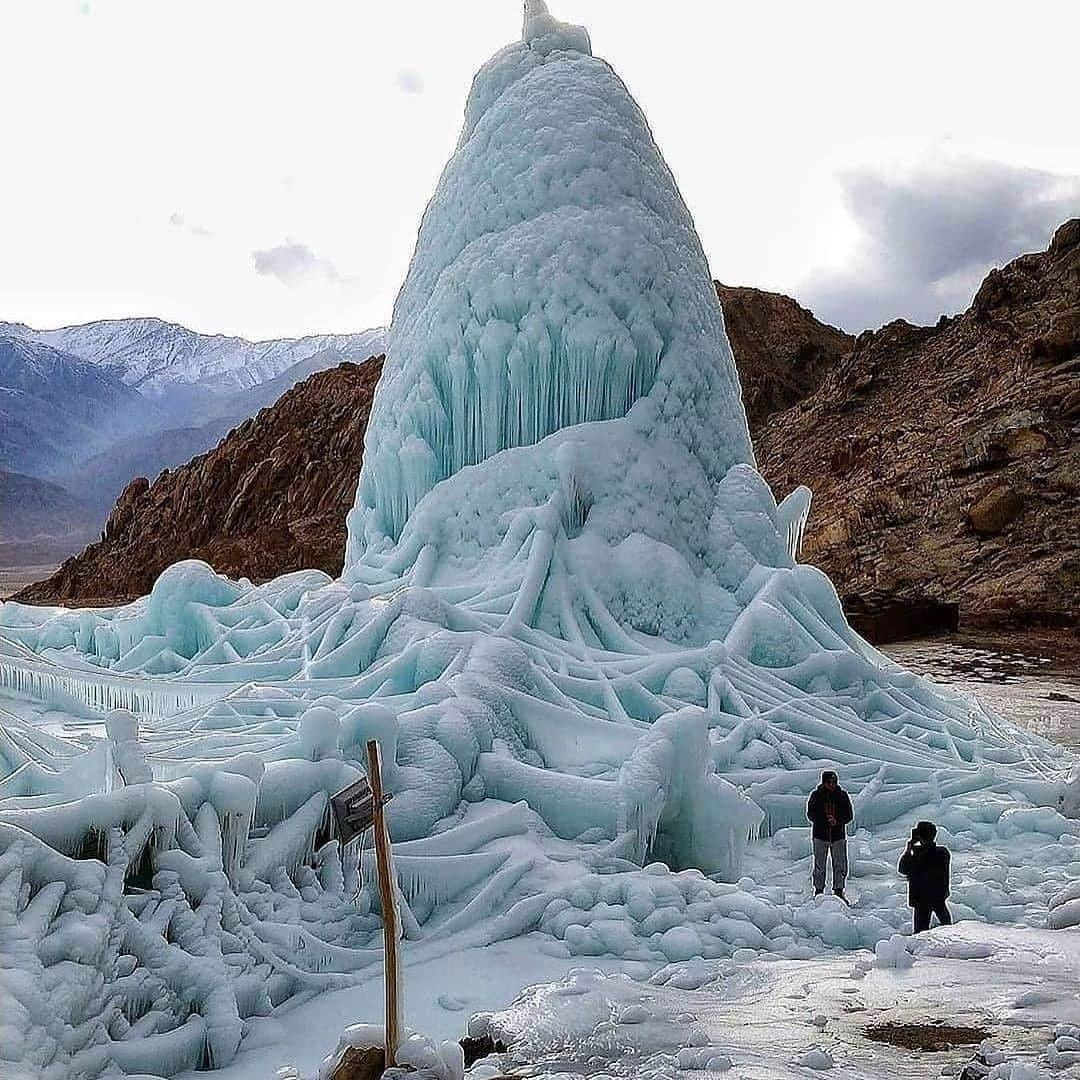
969, 486, 1024, 535
329, 1046, 385, 1080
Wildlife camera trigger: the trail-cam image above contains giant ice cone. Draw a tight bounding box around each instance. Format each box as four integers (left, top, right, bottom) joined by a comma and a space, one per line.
347, 1, 753, 554
0, 6, 1076, 1078
341, 3, 814, 653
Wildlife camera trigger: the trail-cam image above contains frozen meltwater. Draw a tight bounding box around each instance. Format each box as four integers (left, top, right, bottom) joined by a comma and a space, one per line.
0, 4, 1077, 1078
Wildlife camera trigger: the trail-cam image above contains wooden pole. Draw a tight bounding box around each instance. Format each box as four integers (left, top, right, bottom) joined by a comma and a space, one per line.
366, 739, 401, 1067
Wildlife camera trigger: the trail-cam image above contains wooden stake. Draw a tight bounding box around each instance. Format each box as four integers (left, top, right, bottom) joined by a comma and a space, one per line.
366, 739, 401, 1067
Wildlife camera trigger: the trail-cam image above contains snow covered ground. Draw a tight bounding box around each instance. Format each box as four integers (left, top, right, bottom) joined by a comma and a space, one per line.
198, 922, 1080, 1080
468, 923, 1080, 1080
1, 4, 1078, 1079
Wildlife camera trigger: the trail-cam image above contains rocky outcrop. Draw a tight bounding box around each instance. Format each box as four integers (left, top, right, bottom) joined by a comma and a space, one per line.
13, 358, 383, 605
714, 284, 853, 426
756, 220, 1080, 634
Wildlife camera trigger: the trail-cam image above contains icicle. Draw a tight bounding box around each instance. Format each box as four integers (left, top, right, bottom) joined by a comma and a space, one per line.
776, 486, 812, 562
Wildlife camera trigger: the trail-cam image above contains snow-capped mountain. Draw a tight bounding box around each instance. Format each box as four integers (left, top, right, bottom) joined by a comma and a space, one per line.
0, 317, 386, 553
0, 317, 385, 396
0, 335, 155, 478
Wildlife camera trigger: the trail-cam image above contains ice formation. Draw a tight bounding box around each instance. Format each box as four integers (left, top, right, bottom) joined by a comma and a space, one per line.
346, 0, 752, 551
0, 4, 1077, 1078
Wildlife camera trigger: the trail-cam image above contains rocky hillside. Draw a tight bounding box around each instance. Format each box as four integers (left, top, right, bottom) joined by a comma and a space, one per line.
756, 219, 1080, 636
715, 284, 853, 427
13, 358, 383, 605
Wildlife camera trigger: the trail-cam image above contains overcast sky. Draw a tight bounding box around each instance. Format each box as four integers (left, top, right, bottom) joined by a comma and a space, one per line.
2, 0, 1079, 339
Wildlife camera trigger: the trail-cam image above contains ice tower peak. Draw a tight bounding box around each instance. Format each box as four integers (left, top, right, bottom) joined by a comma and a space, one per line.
523, 0, 550, 32
522, 0, 591, 52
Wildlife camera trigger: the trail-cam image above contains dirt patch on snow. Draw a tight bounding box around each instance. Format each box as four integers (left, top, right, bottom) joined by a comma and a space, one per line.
864, 1021, 990, 1052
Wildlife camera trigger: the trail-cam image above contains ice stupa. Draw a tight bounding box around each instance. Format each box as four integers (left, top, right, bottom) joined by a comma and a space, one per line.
347, 0, 754, 555
0, 5, 1076, 1078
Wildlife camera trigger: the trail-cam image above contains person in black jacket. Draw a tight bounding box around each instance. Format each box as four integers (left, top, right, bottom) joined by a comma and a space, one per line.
898, 820, 952, 933
806, 770, 854, 899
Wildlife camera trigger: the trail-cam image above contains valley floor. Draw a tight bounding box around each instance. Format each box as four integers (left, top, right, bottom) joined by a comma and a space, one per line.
191, 923, 1080, 1080
0, 564, 59, 599
885, 637, 1080, 752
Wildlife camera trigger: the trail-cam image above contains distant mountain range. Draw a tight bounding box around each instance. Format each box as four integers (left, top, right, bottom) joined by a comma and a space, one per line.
0, 317, 382, 396
52, 344, 386, 516
0, 336, 157, 477
0, 469, 99, 546
0, 317, 385, 560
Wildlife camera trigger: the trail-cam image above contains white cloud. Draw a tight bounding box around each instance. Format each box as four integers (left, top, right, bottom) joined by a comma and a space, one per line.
801, 159, 1080, 332
252, 241, 342, 287
395, 68, 424, 95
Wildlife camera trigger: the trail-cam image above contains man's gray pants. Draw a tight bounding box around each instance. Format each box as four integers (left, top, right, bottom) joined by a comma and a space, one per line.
813, 838, 848, 894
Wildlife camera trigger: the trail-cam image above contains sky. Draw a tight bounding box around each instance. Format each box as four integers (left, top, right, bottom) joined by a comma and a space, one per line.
2, 0, 1079, 340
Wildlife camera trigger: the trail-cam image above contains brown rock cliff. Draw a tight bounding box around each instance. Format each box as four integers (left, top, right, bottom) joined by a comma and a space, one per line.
756, 220, 1080, 634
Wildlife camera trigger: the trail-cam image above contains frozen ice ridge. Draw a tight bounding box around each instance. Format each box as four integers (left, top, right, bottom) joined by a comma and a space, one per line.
0, 5, 1076, 1078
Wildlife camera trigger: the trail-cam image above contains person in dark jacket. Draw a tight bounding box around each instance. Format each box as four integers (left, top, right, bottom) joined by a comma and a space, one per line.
806, 770, 854, 899
898, 820, 952, 933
